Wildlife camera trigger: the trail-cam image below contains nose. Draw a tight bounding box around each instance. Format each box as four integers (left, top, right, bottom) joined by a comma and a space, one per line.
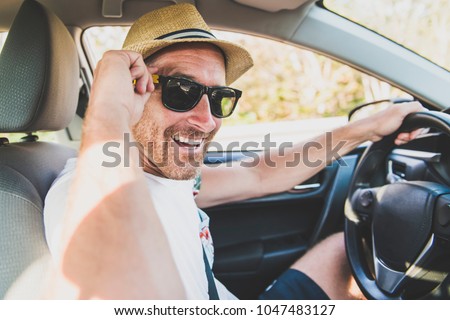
186, 94, 217, 132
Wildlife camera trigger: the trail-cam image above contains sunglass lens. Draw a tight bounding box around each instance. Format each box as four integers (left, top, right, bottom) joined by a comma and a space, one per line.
164, 78, 202, 111
210, 88, 237, 118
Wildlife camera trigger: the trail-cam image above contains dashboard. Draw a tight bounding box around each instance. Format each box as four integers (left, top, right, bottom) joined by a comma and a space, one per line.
387, 133, 450, 186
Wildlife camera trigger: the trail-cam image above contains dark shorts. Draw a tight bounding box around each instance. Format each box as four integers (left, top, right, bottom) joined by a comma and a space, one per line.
258, 269, 330, 300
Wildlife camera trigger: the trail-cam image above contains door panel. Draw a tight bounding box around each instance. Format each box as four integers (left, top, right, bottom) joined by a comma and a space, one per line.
203, 152, 359, 299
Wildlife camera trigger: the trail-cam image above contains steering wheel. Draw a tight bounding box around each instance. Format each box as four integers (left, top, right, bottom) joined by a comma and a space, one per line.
345, 111, 450, 299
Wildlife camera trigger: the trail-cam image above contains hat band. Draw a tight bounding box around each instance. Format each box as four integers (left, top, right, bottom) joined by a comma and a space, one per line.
156, 28, 216, 40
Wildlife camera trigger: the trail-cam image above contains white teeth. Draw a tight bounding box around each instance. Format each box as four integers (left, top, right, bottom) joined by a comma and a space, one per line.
172, 134, 203, 147
179, 136, 202, 144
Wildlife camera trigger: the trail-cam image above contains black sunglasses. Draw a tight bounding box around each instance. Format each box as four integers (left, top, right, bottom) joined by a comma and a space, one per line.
152, 75, 242, 118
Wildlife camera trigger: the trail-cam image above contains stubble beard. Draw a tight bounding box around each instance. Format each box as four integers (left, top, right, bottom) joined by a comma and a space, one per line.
134, 123, 216, 180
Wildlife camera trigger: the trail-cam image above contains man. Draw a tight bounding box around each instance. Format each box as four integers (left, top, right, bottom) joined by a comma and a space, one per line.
43, 4, 424, 299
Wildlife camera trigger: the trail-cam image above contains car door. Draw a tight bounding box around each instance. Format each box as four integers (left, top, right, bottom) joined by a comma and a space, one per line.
204, 151, 360, 299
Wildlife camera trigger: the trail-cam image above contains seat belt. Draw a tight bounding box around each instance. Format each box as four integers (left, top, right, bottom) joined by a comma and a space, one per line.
198, 208, 219, 300
202, 244, 219, 300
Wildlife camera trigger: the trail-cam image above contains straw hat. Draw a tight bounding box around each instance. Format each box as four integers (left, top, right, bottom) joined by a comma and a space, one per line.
122, 3, 253, 85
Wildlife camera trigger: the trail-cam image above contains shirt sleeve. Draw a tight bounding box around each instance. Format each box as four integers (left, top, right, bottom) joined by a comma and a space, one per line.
43, 158, 77, 261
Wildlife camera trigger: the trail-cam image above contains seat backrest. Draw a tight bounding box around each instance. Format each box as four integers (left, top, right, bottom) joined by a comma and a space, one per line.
0, 0, 79, 298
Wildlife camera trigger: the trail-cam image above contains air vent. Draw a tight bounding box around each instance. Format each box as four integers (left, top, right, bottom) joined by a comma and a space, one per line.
392, 161, 407, 178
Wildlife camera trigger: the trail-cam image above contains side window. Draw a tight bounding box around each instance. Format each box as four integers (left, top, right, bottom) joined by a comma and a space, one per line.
83, 28, 411, 150
83, 27, 129, 66
216, 31, 410, 149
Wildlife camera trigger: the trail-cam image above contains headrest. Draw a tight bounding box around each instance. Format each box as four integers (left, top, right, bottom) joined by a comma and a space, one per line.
0, 0, 79, 133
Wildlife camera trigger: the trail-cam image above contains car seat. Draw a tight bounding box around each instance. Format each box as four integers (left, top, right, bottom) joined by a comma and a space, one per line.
0, 0, 79, 298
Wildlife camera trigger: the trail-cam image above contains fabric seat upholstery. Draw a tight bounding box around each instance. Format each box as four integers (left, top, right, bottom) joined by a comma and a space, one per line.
0, 0, 79, 298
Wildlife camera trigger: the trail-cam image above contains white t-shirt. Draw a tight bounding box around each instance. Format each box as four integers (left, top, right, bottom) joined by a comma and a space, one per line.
43, 158, 236, 300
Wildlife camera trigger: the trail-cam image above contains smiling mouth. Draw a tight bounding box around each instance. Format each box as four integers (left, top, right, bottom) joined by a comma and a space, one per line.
172, 133, 206, 149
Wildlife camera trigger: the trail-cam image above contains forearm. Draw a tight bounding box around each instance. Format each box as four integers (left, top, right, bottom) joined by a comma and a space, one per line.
46, 107, 185, 299
255, 120, 370, 196
254, 102, 425, 196
198, 121, 369, 207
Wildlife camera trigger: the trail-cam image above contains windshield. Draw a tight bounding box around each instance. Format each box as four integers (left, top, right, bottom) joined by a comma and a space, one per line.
323, 0, 450, 71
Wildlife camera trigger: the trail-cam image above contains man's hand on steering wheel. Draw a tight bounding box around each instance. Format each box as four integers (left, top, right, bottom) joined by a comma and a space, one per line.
351, 101, 426, 145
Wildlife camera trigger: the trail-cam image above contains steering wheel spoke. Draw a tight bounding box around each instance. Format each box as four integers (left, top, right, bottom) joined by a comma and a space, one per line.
373, 234, 435, 295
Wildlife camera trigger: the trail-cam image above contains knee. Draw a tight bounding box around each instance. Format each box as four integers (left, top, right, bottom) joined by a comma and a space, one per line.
292, 232, 347, 271
290, 232, 364, 299
319, 232, 345, 256
322, 231, 344, 243
318, 232, 347, 267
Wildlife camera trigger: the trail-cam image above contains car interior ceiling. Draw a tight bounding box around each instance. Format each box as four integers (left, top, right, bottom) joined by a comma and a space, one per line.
0, 0, 314, 32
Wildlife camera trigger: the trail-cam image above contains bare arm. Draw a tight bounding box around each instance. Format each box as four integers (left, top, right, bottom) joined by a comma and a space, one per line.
45, 51, 185, 299
196, 102, 424, 208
